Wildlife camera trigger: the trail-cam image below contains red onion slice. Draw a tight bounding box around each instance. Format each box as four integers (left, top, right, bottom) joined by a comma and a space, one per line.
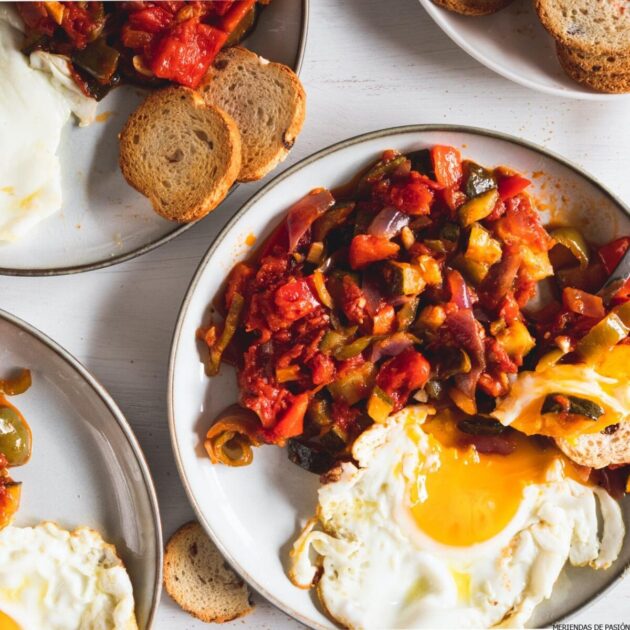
286, 189, 335, 252
368, 207, 410, 239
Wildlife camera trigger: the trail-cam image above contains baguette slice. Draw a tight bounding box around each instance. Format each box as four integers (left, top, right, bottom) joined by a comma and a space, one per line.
200, 46, 306, 182
119, 86, 241, 222
431, 0, 514, 16
536, 0, 630, 57
557, 46, 630, 93
556, 423, 630, 469
164, 521, 254, 623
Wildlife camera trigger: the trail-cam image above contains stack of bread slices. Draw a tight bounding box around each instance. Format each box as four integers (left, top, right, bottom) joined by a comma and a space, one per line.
536, 0, 630, 94
119, 47, 305, 222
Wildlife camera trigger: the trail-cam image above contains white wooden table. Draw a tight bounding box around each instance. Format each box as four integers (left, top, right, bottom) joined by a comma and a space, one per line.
3, 0, 630, 627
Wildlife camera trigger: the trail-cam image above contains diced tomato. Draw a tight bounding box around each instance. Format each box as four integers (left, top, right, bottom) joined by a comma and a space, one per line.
218, 0, 255, 32
267, 393, 309, 441
274, 279, 319, 323
60, 2, 106, 49
495, 195, 553, 252
16, 2, 56, 36
498, 174, 531, 201
431, 146, 463, 189
562, 287, 605, 319
149, 19, 227, 88
388, 177, 434, 215
599, 237, 630, 274
441, 187, 467, 212
376, 349, 431, 411
309, 353, 335, 386
348, 235, 400, 270
127, 6, 173, 33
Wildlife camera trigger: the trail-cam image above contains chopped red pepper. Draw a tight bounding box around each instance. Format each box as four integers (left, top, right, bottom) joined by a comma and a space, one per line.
349, 235, 400, 270
562, 287, 605, 319
266, 393, 309, 441
498, 175, 531, 201
598, 237, 630, 302
149, 19, 227, 88
431, 146, 463, 189
376, 349, 431, 411
218, 0, 255, 32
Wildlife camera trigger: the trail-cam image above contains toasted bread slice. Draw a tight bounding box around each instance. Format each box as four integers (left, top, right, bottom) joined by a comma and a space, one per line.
536, 0, 630, 57
431, 0, 513, 16
557, 46, 630, 93
556, 423, 630, 469
200, 46, 305, 182
163, 521, 254, 623
119, 87, 241, 222
556, 42, 630, 75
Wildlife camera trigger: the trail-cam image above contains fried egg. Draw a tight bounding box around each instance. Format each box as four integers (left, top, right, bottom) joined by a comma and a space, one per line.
290, 406, 624, 629
0, 522, 137, 630
493, 357, 630, 439
0, 6, 96, 242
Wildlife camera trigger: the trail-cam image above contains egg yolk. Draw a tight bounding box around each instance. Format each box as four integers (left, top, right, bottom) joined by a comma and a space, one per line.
408, 412, 587, 547
0, 610, 21, 630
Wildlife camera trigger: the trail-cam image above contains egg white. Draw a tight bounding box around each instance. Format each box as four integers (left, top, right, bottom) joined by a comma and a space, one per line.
289, 405, 624, 630
0, 6, 96, 242
0, 522, 136, 630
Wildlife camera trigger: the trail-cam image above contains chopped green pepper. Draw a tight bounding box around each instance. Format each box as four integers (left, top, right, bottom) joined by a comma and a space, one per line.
397, 297, 420, 331
0, 406, 31, 466
550, 227, 590, 269
73, 38, 120, 83
541, 394, 604, 421
306, 241, 325, 264
576, 310, 629, 364
206, 293, 244, 376
333, 336, 374, 360
367, 386, 394, 423
458, 189, 499, 227
358, 155, 408, 195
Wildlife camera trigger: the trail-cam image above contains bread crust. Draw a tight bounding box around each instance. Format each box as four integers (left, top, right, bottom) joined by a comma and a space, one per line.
119, 87, 241, 222
431, 0, 513, 16
163, 521, 254, 623
557, 45, 630, 93
556, 42, 630, 75
556, 422, 630, 469
201, 47, 306, 182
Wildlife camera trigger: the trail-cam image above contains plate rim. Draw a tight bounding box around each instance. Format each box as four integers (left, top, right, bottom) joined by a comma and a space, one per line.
168, 124, 630, 629
417, 0, 630, 102
0, 307, 164, 629
1, 0, 310, 278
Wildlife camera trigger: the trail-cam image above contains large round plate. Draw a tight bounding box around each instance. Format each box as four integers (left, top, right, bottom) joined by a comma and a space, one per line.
0, 309, 162, 628
169, 126, 630, 629
0, 0, 308, 276
418, 0, 630, 100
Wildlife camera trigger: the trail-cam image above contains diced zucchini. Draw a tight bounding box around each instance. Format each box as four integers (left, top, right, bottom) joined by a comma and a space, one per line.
541, 394, 604, 421
440, 222, 461, 242
307, 398, 332, 427
367, 386, 394, 423
464, 162, 497, 199
521, 246, 554, 282
494, 320, 535, 358
334, 336, 374, 360
383, 262, 427, 296
452, 254, 490, 285
327, 362, 376, 405
458, 189, 499, 227
414, 255, 442, 286
312, 203, 355, 242
465, 223, 502, 266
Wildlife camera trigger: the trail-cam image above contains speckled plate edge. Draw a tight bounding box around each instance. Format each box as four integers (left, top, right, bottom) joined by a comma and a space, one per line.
3, 0, 309, 277
0, 307, 163, 628
168, 124, 630, 629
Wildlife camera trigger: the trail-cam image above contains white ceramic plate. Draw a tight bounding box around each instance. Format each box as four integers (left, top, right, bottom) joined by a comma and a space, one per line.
0, 0, 308, 276
169, 126, 630, 629
418, 0, 630, 100
0, 309, 162, 628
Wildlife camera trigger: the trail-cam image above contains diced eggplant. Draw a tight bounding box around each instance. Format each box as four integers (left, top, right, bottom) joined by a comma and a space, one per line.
541, 394, 604, 421
406, 149, 435, 179
440, 222, 461, 242
288, 440, 336, 474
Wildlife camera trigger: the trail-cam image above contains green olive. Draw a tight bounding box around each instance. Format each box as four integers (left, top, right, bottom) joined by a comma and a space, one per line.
0, 407, 31, 466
